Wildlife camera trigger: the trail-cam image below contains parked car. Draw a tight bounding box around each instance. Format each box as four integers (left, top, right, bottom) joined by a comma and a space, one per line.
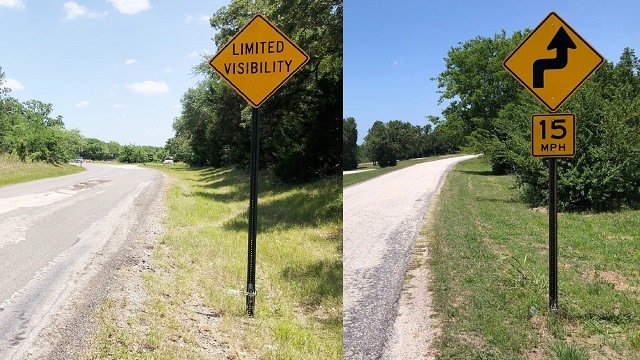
162, 156, 174, 165
74, 157, 84, 163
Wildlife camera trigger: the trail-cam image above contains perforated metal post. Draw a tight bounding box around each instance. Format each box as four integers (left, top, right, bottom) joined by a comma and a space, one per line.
549, 158, 558, 312
246, 107, 259, 316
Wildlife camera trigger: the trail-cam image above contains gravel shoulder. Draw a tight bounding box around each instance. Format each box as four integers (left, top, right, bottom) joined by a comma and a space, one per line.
343, 155, 477, 359
20, 172, 169, 359
381, 192, 441, 360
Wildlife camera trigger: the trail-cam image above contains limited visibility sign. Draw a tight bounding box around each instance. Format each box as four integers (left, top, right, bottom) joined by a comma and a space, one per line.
208, 14, 310, 108
503, 12, 604, 112
531, 113, 575, 158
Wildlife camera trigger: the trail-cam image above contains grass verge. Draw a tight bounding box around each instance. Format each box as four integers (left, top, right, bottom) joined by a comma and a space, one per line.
428, 157, 640, 359
343, 154, 464, 188
82, 164, 342, 359
0, 154, 84, 187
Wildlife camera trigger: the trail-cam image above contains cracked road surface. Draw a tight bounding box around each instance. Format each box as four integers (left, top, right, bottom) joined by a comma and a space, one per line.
0, 163, 163, 359
343, 155, 477, 359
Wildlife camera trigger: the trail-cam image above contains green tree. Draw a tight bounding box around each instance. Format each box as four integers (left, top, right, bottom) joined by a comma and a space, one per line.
169, 0, 342, 183
106, 141, 121, 160
82, 138, 109, 160
434, 30, 529, 173
422, 122, 458, 156
386, 120, 423, 160
165, 134, 193, 163
440, 29, 640, 211
0, 68, 11, 99
343, 117, 358, 170
363, 121, 398, 167
121, 145, 140, 163
1, 66, 154, 165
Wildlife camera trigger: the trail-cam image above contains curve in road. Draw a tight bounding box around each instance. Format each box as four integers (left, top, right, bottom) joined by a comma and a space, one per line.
343, 155, 478, 359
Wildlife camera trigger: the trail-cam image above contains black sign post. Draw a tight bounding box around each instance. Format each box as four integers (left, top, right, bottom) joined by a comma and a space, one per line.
503, 12, 604, 314
548, 158, 559, 312
246, 107, 260, 316
208, 14, 309, 317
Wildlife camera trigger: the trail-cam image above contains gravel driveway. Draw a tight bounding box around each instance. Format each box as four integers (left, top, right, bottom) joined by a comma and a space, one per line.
343, 155, 478, 359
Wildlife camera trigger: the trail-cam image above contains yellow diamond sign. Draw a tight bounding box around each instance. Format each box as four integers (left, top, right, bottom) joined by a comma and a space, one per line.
208, 14, 310, 108
503, 12, 604, 112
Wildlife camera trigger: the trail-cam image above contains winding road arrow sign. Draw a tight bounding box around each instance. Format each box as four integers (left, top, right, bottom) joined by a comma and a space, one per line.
532, 27, 576, 88
503, 12, 604, 112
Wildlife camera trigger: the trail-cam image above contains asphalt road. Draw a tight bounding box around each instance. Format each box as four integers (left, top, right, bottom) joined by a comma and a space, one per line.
0, 163, 163, 359
343, 155, 478, 359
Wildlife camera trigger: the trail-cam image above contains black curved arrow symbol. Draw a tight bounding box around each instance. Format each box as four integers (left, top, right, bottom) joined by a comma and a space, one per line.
532, 26, 576, 88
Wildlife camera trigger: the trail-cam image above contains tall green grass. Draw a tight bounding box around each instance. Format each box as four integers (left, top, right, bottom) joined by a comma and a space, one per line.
428, 158, 640, 359
83, 165, 342, 359
0, 153, 84, 187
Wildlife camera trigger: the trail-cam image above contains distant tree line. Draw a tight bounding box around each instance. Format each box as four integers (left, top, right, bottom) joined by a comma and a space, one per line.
342, 117, 358, 170
78, 140, 166, 164
115, 144, 167, 164
342, 117, 459, 170
0, 77, 77, 164
1, 67, 166, 165
435, 29, 640, 211
165, 0, 342, 183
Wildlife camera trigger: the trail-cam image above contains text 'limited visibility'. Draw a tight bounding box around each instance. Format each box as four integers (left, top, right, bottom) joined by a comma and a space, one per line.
208, 14, 309, 107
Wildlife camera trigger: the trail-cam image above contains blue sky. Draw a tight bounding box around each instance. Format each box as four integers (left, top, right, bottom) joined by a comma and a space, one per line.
0, 0, 230, 147
345, 0, 640, 143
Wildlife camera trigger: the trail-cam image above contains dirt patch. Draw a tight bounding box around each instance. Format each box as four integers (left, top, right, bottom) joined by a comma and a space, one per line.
581, 269, 636, 292
584, 334, 624, 359
599, 270, 635, 292
605, 235, 635, 241
457, 332, 489, 350
527, 345, 547, 360
525, 315, 554, 359
530, 207, 548, 214
532, 241, 548, 256
69, 179, 111, 191
484, 237, 509, 258
383, 194, 442, 360
561, 320, 625, 359
530, 315, 549, 337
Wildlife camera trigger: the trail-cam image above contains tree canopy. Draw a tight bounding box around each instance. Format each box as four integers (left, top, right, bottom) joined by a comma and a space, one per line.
1, 67, 166, 165
435, 29, 640, 211
168, 0, 342, 183
343, 117, 358, 170
1, 70, 79, 164
360, 119, 457, 167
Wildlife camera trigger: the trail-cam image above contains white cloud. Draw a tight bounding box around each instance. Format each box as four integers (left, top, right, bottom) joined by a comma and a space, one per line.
392, 59, 405, 66
186, 49, 208, 59
127, 80, 169, 95
124, 58, 138, 65
0, 0, 25, 10
113, 103, 125, 108
107, 0, 150, 15
75, 100, 90, 108
164, 67, 172, 73
63, 1, 105, 20
184, 14, 209, 24
4, 78, 24, 90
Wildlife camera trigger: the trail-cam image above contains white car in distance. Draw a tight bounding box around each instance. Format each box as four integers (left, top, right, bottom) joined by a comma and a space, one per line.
162, 156, 174, 165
